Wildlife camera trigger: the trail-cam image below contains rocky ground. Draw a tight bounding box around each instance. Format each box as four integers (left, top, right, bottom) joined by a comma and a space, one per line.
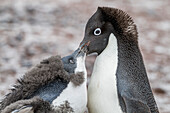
0, 0, 170, 112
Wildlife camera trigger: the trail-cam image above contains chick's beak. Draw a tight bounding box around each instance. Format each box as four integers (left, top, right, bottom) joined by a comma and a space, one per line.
62, 41, 90, 65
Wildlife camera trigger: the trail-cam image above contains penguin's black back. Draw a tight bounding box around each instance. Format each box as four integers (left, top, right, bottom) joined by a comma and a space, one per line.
100, 7, 159, 113
116, 41, 158, 113
29, 78, 68, 104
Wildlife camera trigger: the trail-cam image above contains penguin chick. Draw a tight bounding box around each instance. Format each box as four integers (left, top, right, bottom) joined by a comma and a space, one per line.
0, 47, 87, 113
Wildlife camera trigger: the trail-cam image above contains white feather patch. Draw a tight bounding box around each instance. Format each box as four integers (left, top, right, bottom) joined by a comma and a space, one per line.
88, 33, 122, 113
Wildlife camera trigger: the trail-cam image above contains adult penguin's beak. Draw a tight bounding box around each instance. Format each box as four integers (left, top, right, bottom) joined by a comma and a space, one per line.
79, 41, 90, 56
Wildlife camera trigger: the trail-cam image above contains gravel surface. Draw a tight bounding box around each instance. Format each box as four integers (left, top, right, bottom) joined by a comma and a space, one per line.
0, 0, 170, 112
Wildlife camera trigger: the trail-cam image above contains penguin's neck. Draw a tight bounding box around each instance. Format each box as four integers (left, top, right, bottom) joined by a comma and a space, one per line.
88, 33, 122, 113
52, 56, 87, 113
92, 33, 118, 81
75, 56, 87, 80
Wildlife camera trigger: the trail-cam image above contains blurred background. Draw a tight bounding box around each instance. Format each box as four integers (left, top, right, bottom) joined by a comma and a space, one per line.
0, 0, 169, 112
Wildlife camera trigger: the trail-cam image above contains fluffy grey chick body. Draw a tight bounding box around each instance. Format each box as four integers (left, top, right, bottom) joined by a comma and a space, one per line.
0, 47, 87, 113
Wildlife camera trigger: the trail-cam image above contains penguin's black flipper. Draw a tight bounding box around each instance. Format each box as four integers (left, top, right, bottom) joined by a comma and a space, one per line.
29, 78, 68, 104
118, 93, 126, 112
122, 96, 151, 113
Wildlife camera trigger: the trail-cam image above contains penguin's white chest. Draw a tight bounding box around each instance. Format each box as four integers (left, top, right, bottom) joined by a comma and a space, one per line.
52, 56, 87, 113
52, 82, 87, 113
88, 34, 122, 113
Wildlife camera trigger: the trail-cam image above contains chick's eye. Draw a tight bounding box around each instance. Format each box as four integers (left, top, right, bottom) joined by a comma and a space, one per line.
69, 58, 74, 64
94, 28, 101, 36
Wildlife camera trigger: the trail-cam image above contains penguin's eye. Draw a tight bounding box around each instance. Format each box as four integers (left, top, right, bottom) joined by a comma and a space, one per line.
94, 28, 101, 36
69, 58, 74, 64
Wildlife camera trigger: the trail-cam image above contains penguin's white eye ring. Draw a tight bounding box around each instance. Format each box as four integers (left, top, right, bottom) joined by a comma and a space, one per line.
69, 58, 74, 64
94, 28, 101, 36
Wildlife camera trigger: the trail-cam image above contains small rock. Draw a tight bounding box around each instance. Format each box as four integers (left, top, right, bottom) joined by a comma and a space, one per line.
153, 88, 166, 95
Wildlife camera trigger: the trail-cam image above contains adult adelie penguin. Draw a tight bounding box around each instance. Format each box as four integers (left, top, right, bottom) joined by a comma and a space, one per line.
0, 46, 88, 113
80, 7, 159, 113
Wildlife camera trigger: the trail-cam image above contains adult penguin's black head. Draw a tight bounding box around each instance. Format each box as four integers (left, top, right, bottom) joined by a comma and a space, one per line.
80, 7, 138, 55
